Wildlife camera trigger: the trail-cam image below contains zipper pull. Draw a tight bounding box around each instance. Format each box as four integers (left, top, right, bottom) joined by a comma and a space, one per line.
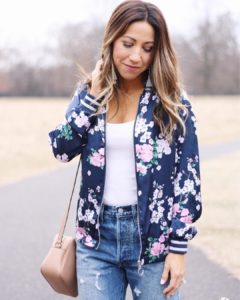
137, 259, 144, 276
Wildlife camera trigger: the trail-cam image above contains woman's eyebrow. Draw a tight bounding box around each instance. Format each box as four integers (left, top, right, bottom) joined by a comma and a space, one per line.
123, 35, 154, 44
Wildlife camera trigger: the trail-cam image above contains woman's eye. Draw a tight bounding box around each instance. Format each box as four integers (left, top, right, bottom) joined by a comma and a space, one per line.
122, 41, 153, 53
144, 47, 153, 53
123, 42, 133, 48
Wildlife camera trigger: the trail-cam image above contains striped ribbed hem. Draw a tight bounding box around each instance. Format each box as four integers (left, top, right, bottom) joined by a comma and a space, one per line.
169, 239, 188, 254
80, 94, 100, 112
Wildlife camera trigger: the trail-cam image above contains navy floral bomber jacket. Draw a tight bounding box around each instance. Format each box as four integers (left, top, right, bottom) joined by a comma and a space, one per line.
48, 83, 202, 269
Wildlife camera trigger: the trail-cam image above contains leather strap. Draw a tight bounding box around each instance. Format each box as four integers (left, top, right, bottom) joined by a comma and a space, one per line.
55, 156, 81, 248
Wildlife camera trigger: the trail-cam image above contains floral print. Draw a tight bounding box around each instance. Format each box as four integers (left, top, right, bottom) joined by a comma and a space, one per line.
77, 189, 101, 226
135, 137, 172, 176
48, 84, 202, 266
76, 227, 96, 247
136, 143, 155, 176
89, 119, 104, 135
136, 144, 153, 162
155, 137, 171, 157
149, 181, 165, 224
145, 234, 168, 263
87, 148, 105, 169
135, 117, 154, 143
70, 111, 90, 129
57, 123, 73, 141
56, 153, 69, 162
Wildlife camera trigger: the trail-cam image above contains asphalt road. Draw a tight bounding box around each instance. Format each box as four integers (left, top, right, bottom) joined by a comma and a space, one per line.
0, 142, 240, 300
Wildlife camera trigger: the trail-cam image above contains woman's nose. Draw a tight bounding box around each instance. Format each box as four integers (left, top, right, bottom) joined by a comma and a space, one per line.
129, 50, 141, 63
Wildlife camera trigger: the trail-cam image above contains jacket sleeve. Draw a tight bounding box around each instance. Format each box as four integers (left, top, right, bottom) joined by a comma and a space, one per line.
169, 92, 202, 254
48, 84, 101, 162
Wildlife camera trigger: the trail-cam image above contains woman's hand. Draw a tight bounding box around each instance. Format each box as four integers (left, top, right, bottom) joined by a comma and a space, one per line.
160, 253, 186, 298
90, 59, 103, 97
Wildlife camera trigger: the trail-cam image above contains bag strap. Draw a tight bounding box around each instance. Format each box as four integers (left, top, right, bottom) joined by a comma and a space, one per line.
55, 156, 81, 248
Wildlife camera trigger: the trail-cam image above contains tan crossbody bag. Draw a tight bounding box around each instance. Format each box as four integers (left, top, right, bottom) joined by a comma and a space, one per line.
40, 157, 81, 297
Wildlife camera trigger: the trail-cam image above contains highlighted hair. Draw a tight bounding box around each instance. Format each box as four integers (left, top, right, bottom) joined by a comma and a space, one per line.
83, 0, 188, 142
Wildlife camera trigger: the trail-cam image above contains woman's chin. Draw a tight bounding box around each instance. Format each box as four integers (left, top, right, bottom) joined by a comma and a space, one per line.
118, 73, 143, 83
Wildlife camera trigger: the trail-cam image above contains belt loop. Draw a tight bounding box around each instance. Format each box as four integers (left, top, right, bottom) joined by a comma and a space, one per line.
132, 204, 137, 218
100, 204, 104, 221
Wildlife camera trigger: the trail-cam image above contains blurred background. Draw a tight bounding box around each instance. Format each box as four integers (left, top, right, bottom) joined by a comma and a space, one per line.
0, 0, 240, 96
0, 0, 240, 299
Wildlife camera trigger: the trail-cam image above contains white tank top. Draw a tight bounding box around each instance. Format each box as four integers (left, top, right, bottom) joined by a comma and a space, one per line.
102, 119, 138, 206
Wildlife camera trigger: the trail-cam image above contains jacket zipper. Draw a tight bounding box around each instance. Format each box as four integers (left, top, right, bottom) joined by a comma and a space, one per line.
96, 88, 148, 267
133, 89, 148, 276
96, 112, 106, 249
136, 194, 144, 275
133, 116, 143, 274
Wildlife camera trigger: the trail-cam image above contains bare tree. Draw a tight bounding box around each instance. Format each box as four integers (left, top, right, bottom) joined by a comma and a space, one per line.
1, 13, 239, 96
57, 22, 104, 72
212, 13, 240, 94
2, 22, 105, 96
175, 12, 240, 94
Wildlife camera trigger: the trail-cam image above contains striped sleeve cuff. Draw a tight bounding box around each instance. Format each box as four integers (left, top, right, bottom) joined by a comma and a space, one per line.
80, 93, 101, 112
169, 239, 188, 254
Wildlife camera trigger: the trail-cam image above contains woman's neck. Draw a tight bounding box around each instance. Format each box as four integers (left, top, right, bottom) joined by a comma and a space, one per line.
119, 77, 144, 94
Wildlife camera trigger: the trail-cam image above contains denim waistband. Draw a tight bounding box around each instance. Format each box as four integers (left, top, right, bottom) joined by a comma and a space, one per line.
100, 204, 138, 219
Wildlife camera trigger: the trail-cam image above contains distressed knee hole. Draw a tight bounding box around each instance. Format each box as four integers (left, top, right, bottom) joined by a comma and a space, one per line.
134, 287, 142, 297
79, 278, 85, 285
95, 272, 102, 291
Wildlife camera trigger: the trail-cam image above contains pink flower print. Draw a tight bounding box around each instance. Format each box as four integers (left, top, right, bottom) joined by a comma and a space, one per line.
136, 144, 142, 155
76, 227, 86, 240
159, 234, 165, 243
173, 203, 180, 215
89, 149, 104, 168
98, 148, 104, 156
90, 153, 101, 167
85, 235, 95, 247
141, 144, 153, 162
150, 242, 165, 256
136, 144, 153, 162
180, 215, 192, 224
137, 163, 147, 175
74, 112, 90, 128
181, 208, 189, 217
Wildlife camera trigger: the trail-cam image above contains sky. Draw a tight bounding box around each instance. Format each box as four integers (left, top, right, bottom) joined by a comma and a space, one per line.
0, 0, 240, 62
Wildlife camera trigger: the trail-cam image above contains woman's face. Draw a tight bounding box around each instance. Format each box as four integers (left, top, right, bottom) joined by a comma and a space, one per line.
112, 21, 155, 84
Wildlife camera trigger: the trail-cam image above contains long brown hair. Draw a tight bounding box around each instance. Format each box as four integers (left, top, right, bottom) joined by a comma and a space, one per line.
84, 0, 188, 142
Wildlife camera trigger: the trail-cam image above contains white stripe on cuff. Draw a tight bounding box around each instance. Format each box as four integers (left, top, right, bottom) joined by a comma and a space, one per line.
170, 240, 188, 245
80, 100, 96, 111
169, 246, 187, 252
85, 95, 101, 107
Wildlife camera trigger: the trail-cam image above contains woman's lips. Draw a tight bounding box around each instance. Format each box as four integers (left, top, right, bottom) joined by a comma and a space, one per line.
123, 64, 140, 72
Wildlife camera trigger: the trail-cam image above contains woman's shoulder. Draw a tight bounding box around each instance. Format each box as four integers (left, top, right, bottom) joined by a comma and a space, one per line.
180, 90, 192, 107
74, 82, 89, 97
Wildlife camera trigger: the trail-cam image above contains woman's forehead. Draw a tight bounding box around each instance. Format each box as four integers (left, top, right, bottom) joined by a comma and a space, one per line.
121, 21, 155, 43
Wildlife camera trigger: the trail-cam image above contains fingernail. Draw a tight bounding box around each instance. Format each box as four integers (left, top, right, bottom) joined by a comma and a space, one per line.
160, 279, 165, 284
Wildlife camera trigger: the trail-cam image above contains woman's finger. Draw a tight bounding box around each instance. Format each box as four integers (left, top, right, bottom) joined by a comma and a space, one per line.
93, 59, 103, 74
163, 275, 177, 297
164, 273, 185, 298
160, 263, 170, 285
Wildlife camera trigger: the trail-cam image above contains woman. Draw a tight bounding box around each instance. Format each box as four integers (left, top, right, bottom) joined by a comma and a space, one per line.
48, 1, 202, 299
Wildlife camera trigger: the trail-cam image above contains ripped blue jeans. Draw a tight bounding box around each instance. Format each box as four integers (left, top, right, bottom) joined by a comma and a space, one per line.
76, 204, 180, 300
